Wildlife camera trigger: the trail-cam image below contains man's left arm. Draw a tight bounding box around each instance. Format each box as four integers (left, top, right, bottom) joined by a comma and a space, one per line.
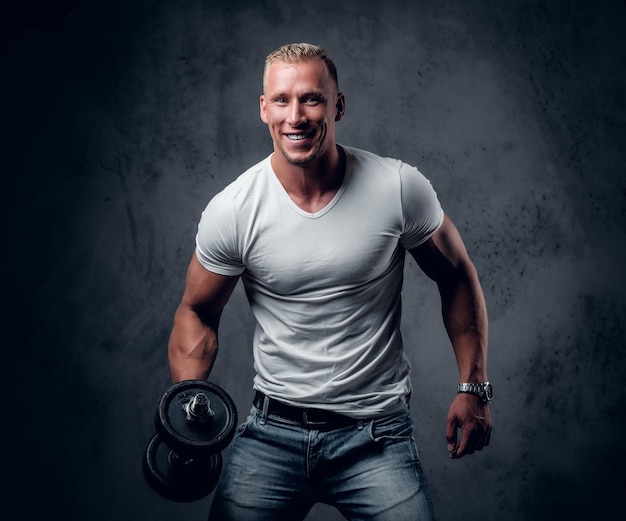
409, 214, 492, 459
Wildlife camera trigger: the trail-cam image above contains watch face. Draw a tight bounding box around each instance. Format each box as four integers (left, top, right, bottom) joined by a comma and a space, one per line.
484, 383, 493, 401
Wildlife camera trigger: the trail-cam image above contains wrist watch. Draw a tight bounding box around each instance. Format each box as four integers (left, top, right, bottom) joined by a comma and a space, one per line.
457, 382, 493, 404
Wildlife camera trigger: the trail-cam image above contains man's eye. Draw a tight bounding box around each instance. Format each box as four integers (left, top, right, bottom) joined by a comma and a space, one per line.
304, 97, 321, 105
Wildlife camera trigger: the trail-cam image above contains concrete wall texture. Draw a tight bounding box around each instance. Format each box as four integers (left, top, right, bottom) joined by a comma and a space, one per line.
2, 1, 625, 519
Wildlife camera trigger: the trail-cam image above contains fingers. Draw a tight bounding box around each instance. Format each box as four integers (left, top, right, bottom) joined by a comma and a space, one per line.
448, 426, 475, 459
446, 418, 459, 458
446, 395, 493, 459
448, 421, 491, 459
448, 431, 473, 459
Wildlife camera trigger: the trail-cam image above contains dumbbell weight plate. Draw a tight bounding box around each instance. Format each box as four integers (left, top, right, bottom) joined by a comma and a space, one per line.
155, 380, 237, 457
143, 433, 222, 502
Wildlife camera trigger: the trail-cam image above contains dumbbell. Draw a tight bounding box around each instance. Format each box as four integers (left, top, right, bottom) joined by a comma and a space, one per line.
143, 380, 238, 502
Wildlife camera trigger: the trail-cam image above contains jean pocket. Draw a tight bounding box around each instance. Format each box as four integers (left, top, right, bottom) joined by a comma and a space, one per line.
234, 408, 256, 438
368, 410, 414, 443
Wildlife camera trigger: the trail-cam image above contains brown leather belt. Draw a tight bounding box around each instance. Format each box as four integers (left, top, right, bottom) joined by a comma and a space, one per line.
253, 391, 357, 428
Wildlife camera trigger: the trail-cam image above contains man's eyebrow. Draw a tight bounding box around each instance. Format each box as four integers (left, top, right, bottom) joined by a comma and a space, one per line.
268, 90, 326, 100
301, 91, 326, 99
266, 90, 288, 99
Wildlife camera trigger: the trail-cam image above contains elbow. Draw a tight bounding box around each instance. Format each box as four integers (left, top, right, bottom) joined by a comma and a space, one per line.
167, 305, 219, 382
436, 258, 478, 294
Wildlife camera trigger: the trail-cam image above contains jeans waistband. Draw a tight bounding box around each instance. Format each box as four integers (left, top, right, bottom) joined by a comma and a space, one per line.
253, 391, 358, 428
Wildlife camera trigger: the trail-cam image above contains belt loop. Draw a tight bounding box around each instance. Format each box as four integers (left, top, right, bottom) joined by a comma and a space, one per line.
259, 394, 270, 425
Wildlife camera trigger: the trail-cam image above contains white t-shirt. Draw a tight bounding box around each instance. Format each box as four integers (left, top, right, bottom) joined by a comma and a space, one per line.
196, 145, 444, 418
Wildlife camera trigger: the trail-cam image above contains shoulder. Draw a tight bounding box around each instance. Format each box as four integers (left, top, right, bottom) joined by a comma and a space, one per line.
342, 145, 434, 191
340, 145, 438, 192
216, 155, 272, 204
341, 146, 409, 202
199, 154, 272, 226
342, 145, 403, 174
340, 147, 443, 248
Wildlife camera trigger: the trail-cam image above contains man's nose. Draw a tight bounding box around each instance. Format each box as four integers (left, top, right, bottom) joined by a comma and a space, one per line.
287, 102, 307, 126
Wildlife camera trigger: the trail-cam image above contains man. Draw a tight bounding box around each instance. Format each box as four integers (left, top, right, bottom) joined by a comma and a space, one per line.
168, 43, 492, 521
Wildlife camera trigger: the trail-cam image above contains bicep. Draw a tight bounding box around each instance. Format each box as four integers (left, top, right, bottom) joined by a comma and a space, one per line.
179, 254, 240, 322
408, 214, 473, 284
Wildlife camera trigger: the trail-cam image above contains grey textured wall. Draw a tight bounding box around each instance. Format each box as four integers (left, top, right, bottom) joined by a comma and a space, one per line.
2, 1, 625, 520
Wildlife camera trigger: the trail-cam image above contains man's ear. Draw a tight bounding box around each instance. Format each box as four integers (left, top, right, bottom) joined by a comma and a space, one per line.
335, 93, 346, 122
260, 95, 268, 123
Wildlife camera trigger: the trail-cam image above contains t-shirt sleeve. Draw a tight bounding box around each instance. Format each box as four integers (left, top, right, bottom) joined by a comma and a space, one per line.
194, 191, 246, 276
399, 163, 444, 249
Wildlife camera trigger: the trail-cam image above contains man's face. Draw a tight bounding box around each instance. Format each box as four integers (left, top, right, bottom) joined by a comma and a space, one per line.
260, 59, 345, 168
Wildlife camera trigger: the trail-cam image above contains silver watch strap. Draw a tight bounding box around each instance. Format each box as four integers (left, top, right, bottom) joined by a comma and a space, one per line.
458, 382, 488, 394
457, 381, 492, 403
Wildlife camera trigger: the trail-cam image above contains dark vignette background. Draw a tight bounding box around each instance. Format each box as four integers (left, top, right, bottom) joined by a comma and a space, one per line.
2, 1, 625, 520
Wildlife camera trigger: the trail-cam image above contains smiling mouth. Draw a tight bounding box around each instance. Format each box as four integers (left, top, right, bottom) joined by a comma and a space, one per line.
286, 132, 313, 141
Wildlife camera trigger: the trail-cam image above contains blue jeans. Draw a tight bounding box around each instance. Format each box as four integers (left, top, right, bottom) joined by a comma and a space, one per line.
208, 400, 436, 521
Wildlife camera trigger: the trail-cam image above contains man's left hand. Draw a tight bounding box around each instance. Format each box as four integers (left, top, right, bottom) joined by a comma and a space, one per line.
446, 393, 492, 458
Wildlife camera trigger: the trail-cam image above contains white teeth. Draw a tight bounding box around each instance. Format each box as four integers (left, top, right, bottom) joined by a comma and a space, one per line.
287, 134, 307, 140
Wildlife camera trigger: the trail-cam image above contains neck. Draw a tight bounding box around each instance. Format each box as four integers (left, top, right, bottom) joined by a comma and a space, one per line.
271, 145, 346, 213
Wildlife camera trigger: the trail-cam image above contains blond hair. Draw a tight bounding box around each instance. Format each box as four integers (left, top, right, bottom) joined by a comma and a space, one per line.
263, 43, 338, 89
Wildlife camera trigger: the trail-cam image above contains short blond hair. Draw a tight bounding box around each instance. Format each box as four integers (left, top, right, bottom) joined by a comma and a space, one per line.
263, 43, 338, 89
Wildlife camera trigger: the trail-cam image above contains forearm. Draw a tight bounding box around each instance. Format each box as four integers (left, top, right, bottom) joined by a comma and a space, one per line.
168, 304, 220, 383
411, 216, 492, 458
439, 261, 488, 383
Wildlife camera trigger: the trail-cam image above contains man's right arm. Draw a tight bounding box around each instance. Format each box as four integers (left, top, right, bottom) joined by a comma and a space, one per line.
168, 254, 239, 383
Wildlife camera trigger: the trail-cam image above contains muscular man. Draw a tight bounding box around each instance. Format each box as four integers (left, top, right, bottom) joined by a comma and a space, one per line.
168, 42, 492, 521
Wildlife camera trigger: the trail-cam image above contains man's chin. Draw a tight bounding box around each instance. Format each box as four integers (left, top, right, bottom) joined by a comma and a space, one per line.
279, 147, 320, 168
287, 156, 317, 167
